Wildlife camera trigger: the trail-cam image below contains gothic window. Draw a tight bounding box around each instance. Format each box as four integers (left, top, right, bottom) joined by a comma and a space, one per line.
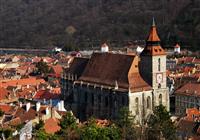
158, 58, 161, 71
147, 96, 151, 109
105, 96, 109, 107
158, 83, 161, 89
91, 93, 94, 106
122, 96, 125, 106
159, 94, 162, 105
135, 97, 139, 115
84, 92, 88, 103
98, 94, 101, 103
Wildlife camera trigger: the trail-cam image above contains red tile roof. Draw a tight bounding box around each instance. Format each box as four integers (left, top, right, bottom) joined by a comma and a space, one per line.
0, 87, 10, 101
147, 25, 160, 42
33, 90, 60, 100
44, 118, 61, 134
0, 104, 13, 114
175, 83, 200, 96
185, 108, 200, 122
0, 77, 45, 88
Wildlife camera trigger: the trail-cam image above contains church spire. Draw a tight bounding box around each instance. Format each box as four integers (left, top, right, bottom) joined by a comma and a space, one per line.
140, 18, 165, 56
147, 18, 160, 43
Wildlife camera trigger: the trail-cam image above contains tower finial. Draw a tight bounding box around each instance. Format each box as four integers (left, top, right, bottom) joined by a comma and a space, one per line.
152, 17, 156, 27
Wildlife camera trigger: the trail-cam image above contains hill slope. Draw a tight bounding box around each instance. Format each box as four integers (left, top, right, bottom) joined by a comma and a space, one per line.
0, 0, 199, 50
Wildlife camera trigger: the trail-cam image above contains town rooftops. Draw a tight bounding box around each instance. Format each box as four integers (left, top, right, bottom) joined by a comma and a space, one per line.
0, 77, 45, 88
175, 83, 200, 96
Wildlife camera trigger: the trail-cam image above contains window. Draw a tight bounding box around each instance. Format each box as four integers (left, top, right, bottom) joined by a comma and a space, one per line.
159, 94, 162, 105
158, 83, 161, 89
105, 96, 109, 107
135, 98, 139, 115
98, 95, 101, 103
158, 58, 161, 71
122, 96, 125, 105
91, 93, 94, 106
147, 96, 151, 109
84, 92, 88, 103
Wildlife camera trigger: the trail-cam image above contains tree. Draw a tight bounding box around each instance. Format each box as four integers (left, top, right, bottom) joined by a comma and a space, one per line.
81, 118, 121, 140
146, 105, 177, 140
60, 112, 77, 130
115, 107, 137, 140
0, 109, 4, 117
35, 60, 50, 76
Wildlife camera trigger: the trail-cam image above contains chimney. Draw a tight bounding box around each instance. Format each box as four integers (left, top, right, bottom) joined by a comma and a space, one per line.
101, 43, 109, 52
45, 107, 49, 115
19, 102, 23, 108
36, 102, 41, 112
114, 81, 118, 90
57, 102, 61, 111
60, 100, 66, 111
26, 103, 31, 112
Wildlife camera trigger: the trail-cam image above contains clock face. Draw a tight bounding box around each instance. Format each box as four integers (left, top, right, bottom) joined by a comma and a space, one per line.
156, 73, 163, 83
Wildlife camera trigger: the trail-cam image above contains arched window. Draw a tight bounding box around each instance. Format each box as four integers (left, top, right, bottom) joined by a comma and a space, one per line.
122, 96, 125, 106
159, 94, 162, 105
147, 96, 151, 109
105, 96, 109, 107
135, 97, 139, 115
91, 93, 94, 106
84, 92, 88, 103
158, 58, 161, 71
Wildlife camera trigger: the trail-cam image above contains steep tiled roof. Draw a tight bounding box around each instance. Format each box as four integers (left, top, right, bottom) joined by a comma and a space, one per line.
66, 57, 89, 77
147, 25, 160, 42
78, 53, 151, 92
175, 83, 200, 96
44, 118, 61, 134
141, 19, 165, 56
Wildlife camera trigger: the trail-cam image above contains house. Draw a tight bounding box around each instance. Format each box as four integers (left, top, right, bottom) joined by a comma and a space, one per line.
175, 83, 200, 115
174, 43, 181, 54
33, 89, 61, 106
177, 108, 200, 140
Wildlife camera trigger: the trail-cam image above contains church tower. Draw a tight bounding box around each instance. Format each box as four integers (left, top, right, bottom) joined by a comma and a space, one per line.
140, 18, 167, 90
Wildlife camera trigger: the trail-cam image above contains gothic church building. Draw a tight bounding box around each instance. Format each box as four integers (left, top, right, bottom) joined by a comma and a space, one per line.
61, 20, 169, 124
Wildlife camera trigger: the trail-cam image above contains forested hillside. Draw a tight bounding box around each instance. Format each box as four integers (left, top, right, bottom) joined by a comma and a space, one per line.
0, 0, 200, 50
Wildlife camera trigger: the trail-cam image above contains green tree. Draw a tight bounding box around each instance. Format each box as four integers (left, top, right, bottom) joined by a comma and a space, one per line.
146, 105, 177, 140
36, 60, 50, 76
36, 129, 49, 140
81, 118, 121, 140
35, 120, 45, 130
0, 109, 4, 117
60, 112, 77, 130
115, 107, 137, 140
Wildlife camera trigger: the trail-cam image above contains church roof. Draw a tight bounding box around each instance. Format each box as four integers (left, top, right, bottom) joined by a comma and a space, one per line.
78, 53, 151, 92
141, 18, 165, 56
65, 57, 89, 77
147, 18, 160, 42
